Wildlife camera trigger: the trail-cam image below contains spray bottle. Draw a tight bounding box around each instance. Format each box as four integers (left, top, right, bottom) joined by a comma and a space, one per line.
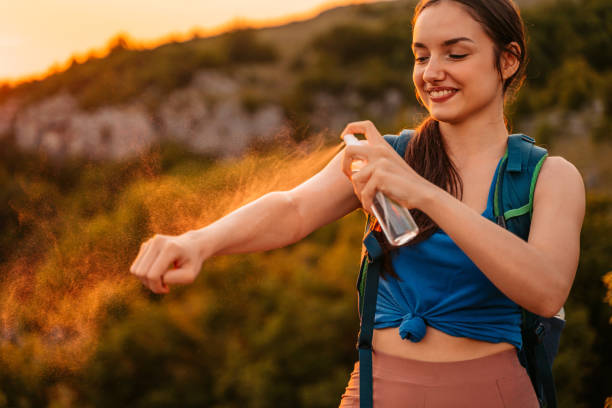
343, 133, 419, 246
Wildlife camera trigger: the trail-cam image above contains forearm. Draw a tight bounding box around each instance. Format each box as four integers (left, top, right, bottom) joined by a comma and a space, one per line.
188, 191, 303, 258
418, 186, 568, 317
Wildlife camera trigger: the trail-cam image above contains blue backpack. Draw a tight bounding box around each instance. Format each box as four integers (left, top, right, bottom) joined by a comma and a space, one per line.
355, 129, 565, 408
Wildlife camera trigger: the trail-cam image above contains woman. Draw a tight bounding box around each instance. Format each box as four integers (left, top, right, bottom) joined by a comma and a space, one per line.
129, 0, 585, 406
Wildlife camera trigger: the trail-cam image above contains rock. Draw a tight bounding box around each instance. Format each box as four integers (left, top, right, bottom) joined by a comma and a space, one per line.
69, 105, 158, 160
9, 70, 288, 160
158, 71, 286, 157
14, 92, 158, 160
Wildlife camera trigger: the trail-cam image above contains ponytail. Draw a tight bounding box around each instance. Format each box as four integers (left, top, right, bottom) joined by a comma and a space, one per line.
377, 117, 463, 280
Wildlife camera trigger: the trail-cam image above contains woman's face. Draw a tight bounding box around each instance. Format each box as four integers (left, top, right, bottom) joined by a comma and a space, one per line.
412, 1, 504, 124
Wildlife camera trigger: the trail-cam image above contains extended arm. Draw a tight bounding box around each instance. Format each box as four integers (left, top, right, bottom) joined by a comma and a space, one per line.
189, 149, 360, 257
130, 147, 361, 293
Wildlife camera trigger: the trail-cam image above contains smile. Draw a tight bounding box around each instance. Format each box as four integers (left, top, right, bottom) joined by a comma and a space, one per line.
429, 89, 457, 98
427, 88, 458, 102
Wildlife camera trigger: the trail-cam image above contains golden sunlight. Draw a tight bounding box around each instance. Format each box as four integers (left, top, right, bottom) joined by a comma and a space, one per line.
0, 0, 381, 85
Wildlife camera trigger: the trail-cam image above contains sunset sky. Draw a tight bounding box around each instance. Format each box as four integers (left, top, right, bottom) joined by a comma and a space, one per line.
0, 0, 379, 84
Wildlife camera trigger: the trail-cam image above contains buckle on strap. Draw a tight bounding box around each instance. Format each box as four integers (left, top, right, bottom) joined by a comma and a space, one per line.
524, 321, 546, 345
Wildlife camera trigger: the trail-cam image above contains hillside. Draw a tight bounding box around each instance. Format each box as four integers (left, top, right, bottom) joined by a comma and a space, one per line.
0, 0, 609, 175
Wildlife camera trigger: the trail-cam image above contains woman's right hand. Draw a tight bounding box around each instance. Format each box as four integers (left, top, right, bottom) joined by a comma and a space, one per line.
129, 230, 209, 294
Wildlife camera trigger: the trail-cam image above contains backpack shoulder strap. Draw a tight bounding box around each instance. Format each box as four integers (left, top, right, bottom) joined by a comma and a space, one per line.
493, 134, 560, 408
355, 129, 414, 408
493, 134, 548, 240
358, 129, 415, 274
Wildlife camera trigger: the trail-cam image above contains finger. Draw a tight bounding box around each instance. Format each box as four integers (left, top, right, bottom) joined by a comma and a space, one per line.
130, 240, 151, 275
350, 164, 373, 193
341, 147, 355, 179
132, 240, 156, 278
163, 263, 197, 285
340, 120, 373, 140
137, 238, 161, 279
341, 120, 385, 145
341, 144, 371, 177
161, 260, 181, 289
360, 171, 383, 212
146, 244, 179, 294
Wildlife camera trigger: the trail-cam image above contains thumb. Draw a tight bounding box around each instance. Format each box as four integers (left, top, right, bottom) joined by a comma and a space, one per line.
162, 259, 199, 285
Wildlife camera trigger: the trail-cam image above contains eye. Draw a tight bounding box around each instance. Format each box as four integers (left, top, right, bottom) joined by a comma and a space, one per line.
415, 56, 429, 63
449, 54, 468, 60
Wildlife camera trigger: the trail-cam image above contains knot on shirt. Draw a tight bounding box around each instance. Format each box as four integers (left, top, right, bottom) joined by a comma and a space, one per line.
398, 313, 426, 342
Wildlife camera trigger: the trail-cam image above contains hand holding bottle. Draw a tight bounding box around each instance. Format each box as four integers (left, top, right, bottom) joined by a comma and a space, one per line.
342, 132, 419, 246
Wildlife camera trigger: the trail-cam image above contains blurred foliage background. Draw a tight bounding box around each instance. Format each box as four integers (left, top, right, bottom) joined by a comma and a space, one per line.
0, 0, 611, 407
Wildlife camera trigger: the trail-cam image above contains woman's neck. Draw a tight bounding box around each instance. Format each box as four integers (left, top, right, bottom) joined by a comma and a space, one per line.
438, 115, 509, 170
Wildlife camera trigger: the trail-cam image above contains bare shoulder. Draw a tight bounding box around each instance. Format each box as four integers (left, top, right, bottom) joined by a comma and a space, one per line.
533, 155, 586, 219
537, 156, 585, 196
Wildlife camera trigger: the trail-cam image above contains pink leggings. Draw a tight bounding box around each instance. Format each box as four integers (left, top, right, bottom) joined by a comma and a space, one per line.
339, 348, 539, 408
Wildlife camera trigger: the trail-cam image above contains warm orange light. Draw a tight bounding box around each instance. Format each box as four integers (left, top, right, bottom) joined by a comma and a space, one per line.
0, 0, 384, 87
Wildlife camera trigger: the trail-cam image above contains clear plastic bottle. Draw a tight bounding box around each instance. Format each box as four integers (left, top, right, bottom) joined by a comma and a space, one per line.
343, 133, 419, 246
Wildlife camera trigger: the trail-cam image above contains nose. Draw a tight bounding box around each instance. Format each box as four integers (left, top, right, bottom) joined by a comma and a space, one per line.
422, 56, 445, 83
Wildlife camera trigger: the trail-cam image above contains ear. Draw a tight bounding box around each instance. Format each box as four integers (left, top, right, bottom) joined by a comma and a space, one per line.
500, 41, 521, 80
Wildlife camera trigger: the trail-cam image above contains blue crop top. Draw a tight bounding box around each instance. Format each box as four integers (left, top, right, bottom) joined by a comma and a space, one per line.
374, 156, 523, 349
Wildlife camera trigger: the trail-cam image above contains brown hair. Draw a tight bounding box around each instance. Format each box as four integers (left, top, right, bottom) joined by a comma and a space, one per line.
378, 0, 528, 280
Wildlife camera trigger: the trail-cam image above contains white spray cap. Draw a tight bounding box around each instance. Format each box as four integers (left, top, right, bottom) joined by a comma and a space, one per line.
342, 133, 361, 146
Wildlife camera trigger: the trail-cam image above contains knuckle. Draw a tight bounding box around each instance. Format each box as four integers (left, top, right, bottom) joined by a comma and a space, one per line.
152, 234, 166, 245
165, 240, 180, 252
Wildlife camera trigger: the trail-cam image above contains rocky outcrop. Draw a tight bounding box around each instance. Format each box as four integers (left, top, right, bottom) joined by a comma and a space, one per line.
14, 93, 156, 160
5, 70, 288, 160
158, 71, 286, 157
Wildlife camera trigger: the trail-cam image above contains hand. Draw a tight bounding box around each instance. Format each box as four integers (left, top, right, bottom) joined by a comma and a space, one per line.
340, 120, 432, 212
129, 231, 206, 294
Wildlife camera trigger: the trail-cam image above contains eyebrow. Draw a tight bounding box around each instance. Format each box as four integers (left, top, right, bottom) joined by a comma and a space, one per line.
412, 37, 475, 50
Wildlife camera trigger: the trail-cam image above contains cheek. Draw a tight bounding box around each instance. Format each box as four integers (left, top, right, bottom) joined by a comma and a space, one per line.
469, 58, 503, 88
412, 67, 421, 86
412, 68, 425, 93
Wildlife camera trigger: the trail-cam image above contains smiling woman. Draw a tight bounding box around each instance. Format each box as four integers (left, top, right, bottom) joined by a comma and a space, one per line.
336, 1, 583, 407
128, 0, 585, 407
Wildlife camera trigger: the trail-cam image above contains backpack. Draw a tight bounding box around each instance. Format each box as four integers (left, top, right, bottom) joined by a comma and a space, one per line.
355, 129, 565, 408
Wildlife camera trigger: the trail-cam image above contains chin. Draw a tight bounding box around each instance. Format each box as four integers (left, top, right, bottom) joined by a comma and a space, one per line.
428, 109, 465, 125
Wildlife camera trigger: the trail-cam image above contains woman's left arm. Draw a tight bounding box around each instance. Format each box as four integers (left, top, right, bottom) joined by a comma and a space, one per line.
341, 121, 586, 318
421, 156, 585, 317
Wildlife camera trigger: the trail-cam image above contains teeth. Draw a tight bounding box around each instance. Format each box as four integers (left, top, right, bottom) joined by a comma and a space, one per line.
429, 89, 456, 98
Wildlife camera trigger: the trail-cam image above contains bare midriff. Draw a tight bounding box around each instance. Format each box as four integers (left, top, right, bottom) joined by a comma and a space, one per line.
372, 326, 515, 362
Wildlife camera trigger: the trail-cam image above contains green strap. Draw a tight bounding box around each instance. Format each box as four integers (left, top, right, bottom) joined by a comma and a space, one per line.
529, 154, 548, 217
504, 203, 531, 219
503, 153, 548, 221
